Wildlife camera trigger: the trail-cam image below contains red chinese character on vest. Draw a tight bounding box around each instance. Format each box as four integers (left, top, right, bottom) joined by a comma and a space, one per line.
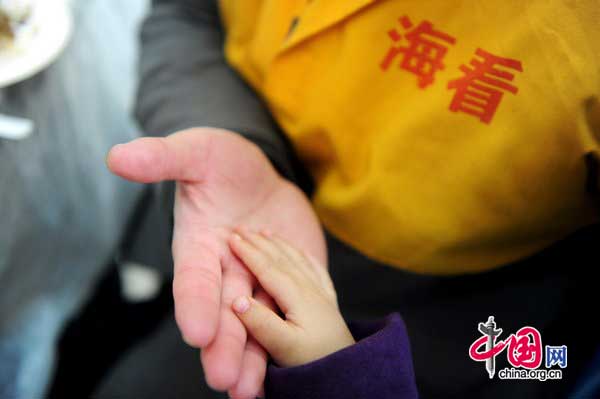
448, 48, 523, 124
380, 16, 456, 89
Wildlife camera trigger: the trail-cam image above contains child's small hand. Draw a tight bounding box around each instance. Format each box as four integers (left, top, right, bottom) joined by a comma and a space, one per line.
229, 229, 355, 368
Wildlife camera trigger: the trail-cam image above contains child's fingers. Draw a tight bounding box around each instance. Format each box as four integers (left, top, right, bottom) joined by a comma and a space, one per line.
232, 296, 292, 363
229, 233, 299, 311
237, 230, 307, 282
269, 234, 334, 293
236, 228, 284, 262
267, 234, 322, 284
267, 234, 308, 267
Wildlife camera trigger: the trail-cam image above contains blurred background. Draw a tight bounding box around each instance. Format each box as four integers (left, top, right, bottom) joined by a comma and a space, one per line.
0, 1, 191, 397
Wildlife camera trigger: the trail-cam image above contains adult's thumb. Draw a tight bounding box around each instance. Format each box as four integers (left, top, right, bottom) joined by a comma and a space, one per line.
106, 129, 213, 183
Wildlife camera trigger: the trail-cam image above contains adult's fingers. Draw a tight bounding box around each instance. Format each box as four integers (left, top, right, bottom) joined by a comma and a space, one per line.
106, 129, 212, 183
228, 288, 274, 399
171, 224, 222, 348
200, 267, 252, 391
228, 336, 267, 399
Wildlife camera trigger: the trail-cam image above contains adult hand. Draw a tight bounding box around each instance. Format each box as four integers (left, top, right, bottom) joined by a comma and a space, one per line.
106, 128, 326, 398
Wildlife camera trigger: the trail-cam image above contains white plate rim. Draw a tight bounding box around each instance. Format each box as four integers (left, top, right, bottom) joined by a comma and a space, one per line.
0, 0, 73, 88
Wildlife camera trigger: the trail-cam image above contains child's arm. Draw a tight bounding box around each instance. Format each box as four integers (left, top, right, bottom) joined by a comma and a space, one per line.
229, 229, 419, 399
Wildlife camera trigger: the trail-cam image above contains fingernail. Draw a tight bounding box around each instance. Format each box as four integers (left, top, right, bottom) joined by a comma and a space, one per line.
232, 296, 250, 314
232, 233, 242, 241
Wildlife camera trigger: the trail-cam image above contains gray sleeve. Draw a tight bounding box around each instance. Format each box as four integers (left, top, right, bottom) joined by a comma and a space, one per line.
135, 0, 300, 181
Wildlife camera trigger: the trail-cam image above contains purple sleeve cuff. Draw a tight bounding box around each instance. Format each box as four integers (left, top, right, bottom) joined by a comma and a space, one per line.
265, 313, 418, 399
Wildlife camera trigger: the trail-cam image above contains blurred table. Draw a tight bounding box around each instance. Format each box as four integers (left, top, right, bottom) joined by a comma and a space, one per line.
0, 1, 147, 397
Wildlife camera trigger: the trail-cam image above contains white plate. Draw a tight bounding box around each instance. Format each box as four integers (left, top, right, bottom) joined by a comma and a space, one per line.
0, 0, 72, 88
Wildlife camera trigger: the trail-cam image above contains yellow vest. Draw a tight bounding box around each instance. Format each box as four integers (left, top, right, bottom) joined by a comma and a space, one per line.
219, 0, 600, 274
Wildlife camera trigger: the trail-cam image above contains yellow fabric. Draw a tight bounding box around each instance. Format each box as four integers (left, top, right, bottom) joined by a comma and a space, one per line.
219, 0, 600, 274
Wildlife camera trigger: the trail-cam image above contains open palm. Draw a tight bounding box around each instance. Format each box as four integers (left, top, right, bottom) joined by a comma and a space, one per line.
107, 128, 326, 399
